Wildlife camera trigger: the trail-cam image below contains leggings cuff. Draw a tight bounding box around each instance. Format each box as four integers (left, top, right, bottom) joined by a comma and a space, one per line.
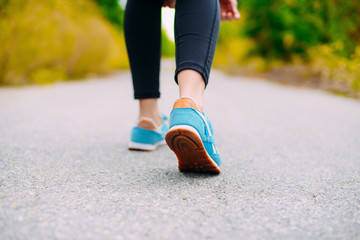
134, 92, 160, 99
174, 62, 209, 87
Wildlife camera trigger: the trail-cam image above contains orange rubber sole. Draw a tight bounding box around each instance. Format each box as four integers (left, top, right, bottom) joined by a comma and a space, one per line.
165, 127, 221, 174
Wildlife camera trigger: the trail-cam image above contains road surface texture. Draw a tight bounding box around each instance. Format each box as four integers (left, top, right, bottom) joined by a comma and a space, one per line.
1, 62, 360, 239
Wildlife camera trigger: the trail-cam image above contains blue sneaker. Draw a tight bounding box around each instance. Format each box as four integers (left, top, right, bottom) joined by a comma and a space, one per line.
128, 115, 168, 151
165, 98, 222, 174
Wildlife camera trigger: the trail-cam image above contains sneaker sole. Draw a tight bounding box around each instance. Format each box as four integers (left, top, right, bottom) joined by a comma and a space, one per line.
165, 125, 221, 174
128, 140, 166, 151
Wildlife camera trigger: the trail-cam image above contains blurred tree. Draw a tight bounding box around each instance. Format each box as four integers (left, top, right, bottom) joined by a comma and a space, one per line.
215, 0, 360, 96
238, 0, 360, 60
0, 0, 128, 85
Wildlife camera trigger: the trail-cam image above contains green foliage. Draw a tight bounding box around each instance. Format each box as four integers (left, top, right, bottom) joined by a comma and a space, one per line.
91, 1, 175, 57
161, 29, 175, 57
215, 0, 360, 96
91, 0, 124, 30
238, 0, 360, 60
0, 0, 8, 9
0, 0, 128, 85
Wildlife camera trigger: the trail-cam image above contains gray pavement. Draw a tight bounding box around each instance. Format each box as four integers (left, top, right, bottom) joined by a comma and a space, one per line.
1, 62, 360, 239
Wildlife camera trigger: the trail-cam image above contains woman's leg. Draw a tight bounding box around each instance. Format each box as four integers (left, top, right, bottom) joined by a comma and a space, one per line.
165, 0, 222, 173
175, 0, 220, 110
124, 0, 163, 125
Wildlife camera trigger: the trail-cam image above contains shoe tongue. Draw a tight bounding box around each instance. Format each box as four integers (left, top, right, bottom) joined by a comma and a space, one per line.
138, 118, 158, 129
173, 98, 200, 111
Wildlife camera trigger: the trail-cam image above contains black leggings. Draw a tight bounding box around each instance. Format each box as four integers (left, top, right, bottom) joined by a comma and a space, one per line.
124, 0, 220, 99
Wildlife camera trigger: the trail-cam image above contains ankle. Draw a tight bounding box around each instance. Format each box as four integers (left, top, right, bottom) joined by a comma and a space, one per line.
177, 70, 205, 111
139, 98, 162, 126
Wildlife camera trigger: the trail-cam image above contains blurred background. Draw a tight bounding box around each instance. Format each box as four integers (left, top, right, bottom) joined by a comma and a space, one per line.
0, 0, 359, 97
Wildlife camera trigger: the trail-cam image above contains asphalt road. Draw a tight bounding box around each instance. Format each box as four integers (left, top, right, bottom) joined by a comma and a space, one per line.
1, 63, 360, 239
